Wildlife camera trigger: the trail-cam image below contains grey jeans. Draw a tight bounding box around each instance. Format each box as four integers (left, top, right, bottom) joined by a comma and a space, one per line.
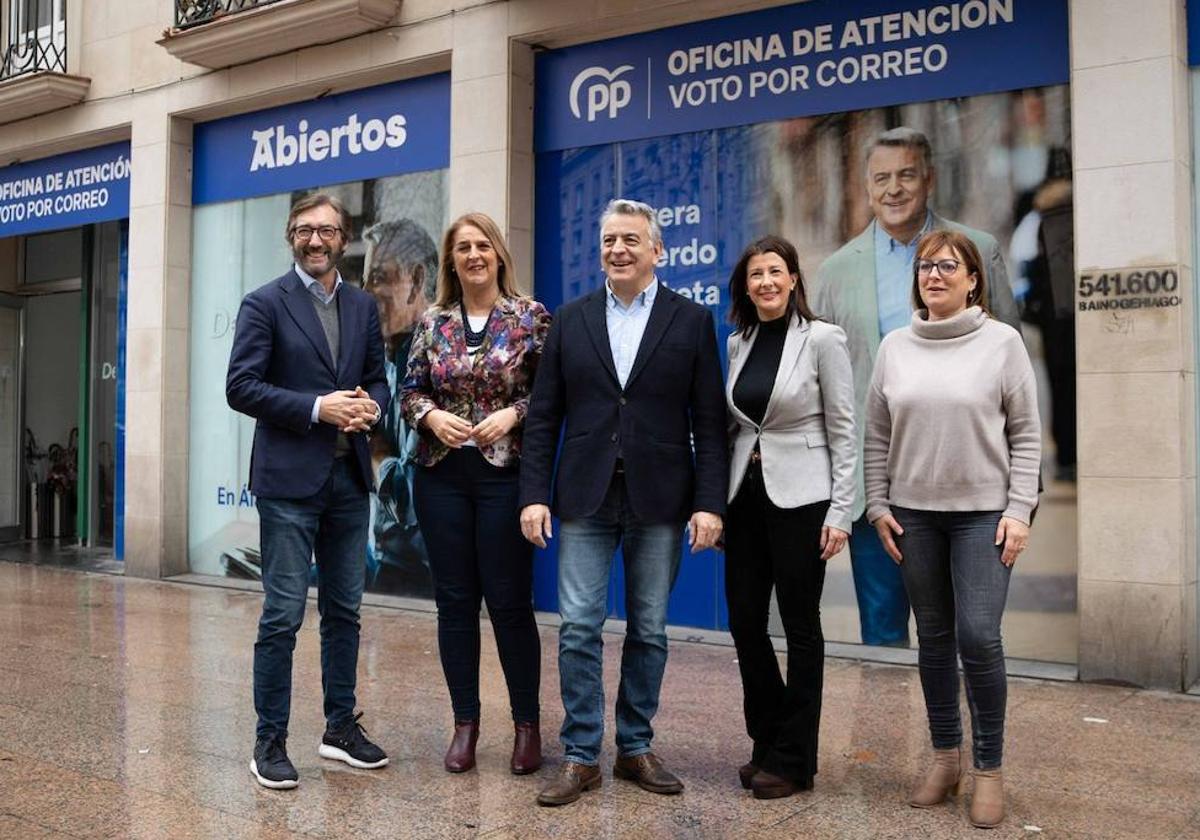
893, 507, 1011, 770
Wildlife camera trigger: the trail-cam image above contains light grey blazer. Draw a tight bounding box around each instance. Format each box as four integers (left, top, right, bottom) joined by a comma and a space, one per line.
726, 315, 858, 533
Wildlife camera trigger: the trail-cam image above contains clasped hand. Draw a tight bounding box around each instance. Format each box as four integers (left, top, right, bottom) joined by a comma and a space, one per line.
319, 387, 378, 433
424, 407, 517, 448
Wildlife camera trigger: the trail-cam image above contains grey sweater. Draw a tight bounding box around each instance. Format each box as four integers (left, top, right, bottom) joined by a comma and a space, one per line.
864, 306, 1041, 525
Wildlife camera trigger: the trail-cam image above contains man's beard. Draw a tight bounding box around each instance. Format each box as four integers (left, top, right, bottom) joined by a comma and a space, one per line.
295, 243, 343, 275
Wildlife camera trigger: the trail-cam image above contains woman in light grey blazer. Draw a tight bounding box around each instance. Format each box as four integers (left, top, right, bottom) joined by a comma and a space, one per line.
723, 235, 857, 800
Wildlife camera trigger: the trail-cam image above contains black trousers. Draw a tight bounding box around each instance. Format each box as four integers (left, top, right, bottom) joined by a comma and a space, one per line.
413, 448, 540, 723
724, 461, 829, 783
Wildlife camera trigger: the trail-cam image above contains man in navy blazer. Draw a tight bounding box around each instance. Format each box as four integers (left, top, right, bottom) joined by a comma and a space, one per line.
227, 193, 390, 790
520, 199, 728, 806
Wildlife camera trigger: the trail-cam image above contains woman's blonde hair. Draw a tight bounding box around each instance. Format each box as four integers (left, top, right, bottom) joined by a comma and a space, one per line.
435, 212, 524, 307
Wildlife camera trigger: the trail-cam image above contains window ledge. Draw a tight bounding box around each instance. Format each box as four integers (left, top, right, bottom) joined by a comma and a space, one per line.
157, 0, 402, 69
0, 72, 90, 124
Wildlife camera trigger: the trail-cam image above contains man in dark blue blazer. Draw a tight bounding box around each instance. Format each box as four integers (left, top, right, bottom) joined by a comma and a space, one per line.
227, 193, 391, 790
520, 199, 728, 806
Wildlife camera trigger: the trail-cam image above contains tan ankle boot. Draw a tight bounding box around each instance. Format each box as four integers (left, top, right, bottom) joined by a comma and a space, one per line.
909, 746, 965, 808
969, 767, 1004, 828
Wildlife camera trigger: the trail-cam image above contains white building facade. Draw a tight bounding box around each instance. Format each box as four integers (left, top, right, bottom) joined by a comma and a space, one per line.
0, 0, 1195, 690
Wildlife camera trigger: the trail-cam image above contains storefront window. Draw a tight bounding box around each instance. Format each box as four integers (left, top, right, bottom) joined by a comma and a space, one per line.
187, 171, 447, 595
0, 143, 131, 548
186, 74, 450, 596
533, 1, 1076, 660
86, 221, 125, 547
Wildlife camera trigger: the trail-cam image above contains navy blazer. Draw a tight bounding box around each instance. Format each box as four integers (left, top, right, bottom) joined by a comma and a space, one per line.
519, 284, 728, 524
226, 269, 389, 500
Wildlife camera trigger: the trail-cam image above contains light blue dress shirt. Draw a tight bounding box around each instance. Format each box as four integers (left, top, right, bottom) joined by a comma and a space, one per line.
295, 262, 346, 425
296, 261, 343, 305
873, 212, 932, 337
606, 277, 658, 389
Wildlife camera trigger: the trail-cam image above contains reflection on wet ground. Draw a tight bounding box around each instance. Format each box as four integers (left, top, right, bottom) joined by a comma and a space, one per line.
0, 562, 1195, 839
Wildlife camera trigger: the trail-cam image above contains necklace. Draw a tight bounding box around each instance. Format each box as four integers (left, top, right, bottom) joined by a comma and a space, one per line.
461, 299, 493, 347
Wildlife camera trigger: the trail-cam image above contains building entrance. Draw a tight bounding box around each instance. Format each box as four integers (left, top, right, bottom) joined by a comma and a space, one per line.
0, 220, 126, 554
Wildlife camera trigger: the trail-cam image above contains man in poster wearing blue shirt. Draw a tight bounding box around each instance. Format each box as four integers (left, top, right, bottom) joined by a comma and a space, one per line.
812, 127, 1021, 647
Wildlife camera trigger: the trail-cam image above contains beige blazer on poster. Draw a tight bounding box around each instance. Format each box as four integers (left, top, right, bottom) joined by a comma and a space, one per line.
725, 315, 858, 534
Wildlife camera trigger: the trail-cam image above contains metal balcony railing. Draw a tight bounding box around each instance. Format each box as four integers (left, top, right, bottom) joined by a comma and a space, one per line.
1, 18, 66, 80
175, 0, 288, 30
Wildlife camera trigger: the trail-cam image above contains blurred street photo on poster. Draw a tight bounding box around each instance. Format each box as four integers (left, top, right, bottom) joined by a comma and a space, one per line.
536, 85, 1077, 657
188, 170, 447, 598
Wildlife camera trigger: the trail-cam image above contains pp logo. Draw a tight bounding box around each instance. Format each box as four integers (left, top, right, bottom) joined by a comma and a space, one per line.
569, 65, 634, 122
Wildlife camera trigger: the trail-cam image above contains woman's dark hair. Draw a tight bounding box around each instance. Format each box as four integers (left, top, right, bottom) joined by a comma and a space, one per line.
727, 235, 818, 336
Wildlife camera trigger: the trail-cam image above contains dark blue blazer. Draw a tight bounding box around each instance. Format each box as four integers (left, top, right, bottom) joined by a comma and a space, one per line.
226, 269, 389, 500
519, 284, 728, 524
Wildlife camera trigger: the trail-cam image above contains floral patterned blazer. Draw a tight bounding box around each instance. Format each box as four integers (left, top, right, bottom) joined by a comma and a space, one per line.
400, 295, 552, 467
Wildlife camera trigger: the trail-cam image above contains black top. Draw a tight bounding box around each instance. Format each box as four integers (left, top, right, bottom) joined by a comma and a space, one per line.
732, 316, 788, 426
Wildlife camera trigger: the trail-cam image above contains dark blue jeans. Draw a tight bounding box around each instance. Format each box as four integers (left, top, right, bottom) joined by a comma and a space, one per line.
412, 448, 540, 723
893, 507, 1011, 770
557, 474, 683, 765
254, 457, 368, 739
848, 517, 911, 646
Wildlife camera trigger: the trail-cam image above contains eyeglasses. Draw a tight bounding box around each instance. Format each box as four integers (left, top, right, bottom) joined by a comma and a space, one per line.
291, 225, 343, 242
916, 258, 963, 277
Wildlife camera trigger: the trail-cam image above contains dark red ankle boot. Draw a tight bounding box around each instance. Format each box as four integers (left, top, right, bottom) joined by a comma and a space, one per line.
510, 721, 542, 775
444, 720, 479, 773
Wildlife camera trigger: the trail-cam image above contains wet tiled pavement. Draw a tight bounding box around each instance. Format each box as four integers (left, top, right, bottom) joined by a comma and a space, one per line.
0, 563, 1197, 839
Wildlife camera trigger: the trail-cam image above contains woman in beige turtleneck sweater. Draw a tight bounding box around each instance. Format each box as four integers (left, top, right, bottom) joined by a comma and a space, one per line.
864, 230, 1041, 830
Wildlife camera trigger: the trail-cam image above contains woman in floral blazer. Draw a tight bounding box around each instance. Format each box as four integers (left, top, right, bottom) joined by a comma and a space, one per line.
401, 212, 551, 777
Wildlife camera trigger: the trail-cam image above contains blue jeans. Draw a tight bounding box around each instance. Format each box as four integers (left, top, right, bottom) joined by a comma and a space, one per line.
849, 516, 911, 646
893, 507, 1011, 770
254, 457, 368, 739
413, 448, 540, 723
557, 475, 683, 765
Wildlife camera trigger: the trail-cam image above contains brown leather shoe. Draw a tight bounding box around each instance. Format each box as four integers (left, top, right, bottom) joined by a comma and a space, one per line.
510, 721, 543, 775
750, 769, 812, 800
738, 762, 758, 790
613, 752, 684, 794
536, 761, 601, 806
443, 720, 479, 773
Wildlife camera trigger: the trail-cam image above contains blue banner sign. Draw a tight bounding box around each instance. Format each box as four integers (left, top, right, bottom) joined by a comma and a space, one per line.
193, 74, 450, 204
535, 0, 1068, 151
0, 141, 131, 237
1190, 0, 1200, 65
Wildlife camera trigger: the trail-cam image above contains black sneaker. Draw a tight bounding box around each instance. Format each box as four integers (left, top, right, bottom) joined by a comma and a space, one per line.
318, 712, 389, 769
250, 733, 299, 789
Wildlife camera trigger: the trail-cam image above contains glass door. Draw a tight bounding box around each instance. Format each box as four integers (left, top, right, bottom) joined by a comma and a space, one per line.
0, 293, 23, 541
86, 221, 123, 549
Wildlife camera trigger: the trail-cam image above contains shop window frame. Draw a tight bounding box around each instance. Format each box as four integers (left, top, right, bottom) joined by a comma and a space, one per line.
14, 229, 83, 295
